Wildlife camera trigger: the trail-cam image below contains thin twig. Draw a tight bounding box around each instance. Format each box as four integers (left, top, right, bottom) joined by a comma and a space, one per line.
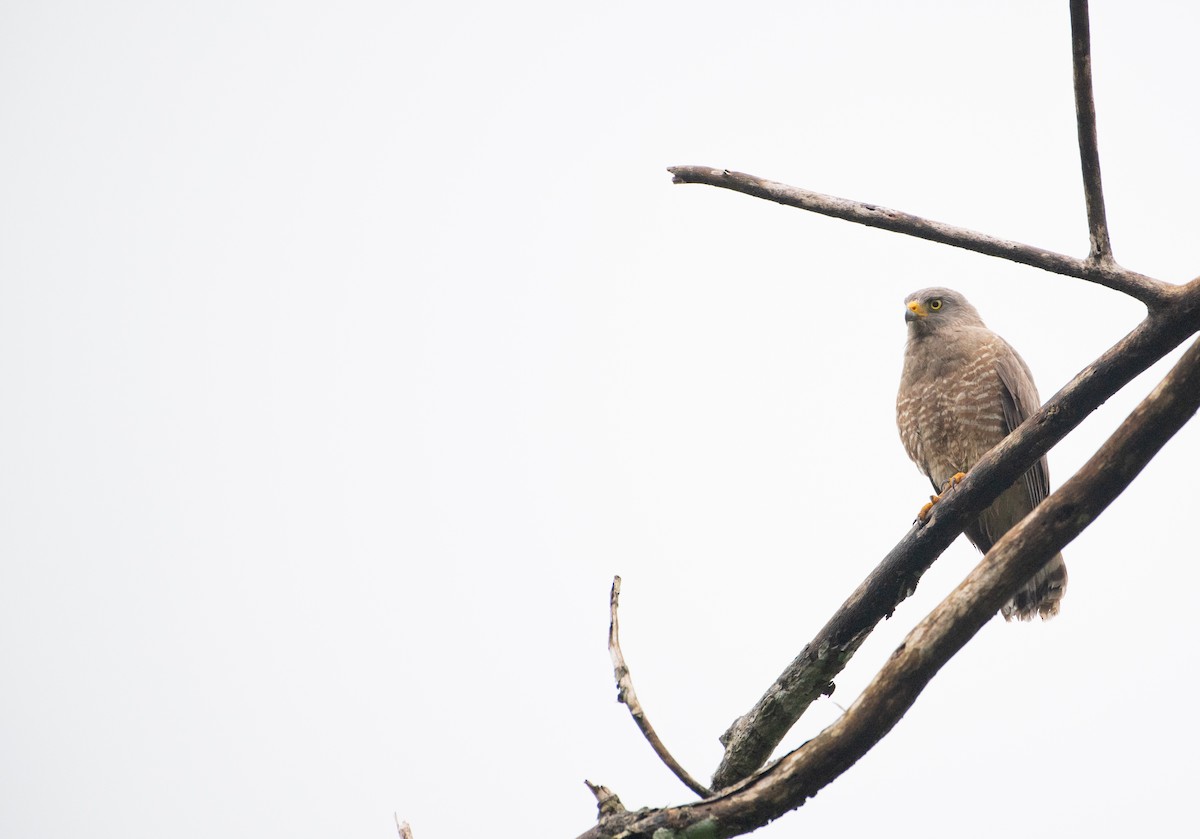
710, 290, 1200, 790
1070, 0, 1113, 262
667, 166, 1172, 306
579, 334, 1200, 839
607, 576, 713, 798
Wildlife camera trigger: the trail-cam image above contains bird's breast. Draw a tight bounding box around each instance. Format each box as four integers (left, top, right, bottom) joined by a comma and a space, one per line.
897, 344, 1008, 486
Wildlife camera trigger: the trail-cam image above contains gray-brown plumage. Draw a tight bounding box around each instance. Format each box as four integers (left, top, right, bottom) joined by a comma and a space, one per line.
896, 287, 1067, 620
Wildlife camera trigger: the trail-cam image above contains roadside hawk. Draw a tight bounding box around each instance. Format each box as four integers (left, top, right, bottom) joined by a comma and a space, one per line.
896, 287, 1067, 620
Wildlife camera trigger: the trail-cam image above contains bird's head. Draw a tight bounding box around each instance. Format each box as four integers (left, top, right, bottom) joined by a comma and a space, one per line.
902, 287, 985, 335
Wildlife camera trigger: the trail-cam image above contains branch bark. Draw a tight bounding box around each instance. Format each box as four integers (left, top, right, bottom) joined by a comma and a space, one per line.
581, 333, 1200, 839
709, 289, 1200, 790
667, 166, 1170, 306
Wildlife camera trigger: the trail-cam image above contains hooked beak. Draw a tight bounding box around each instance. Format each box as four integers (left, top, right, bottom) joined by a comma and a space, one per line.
904, 300, 927, 322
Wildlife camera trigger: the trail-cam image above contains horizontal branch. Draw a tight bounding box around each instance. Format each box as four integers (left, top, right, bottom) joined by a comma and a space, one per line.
581, 333, 1200, 839
709, 290, 1200, 790
667, 166, 1172, 306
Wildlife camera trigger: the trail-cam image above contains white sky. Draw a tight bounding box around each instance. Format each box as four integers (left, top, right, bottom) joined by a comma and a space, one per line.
2, 2, 1198, 838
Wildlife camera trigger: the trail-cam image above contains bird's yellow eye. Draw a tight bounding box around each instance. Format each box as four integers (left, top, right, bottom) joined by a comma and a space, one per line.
929, 299, 943, 311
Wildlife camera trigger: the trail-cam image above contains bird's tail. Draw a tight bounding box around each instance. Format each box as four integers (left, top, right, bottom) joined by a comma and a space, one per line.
1001, 554, 1067, 621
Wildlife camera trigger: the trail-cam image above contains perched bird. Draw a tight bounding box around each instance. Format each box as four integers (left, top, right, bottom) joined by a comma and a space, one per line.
896, 287, 1066, 620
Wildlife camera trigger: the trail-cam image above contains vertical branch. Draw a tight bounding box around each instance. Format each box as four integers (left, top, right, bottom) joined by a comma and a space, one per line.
1070, 0, 1113, 263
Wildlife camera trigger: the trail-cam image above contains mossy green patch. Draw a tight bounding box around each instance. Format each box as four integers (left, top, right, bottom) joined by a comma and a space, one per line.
652, 818, 718, 839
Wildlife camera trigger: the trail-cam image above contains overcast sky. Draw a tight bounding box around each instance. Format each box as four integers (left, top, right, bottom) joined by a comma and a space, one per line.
2, 2, 1198, 838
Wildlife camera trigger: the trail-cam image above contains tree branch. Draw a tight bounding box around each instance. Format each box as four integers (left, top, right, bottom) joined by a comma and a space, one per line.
579, 333, 1200, 839
666, 166, 1171, 306
584, 780, 628, 818
709, 289, 1200, 790
1070, 0, 1113, 262
608, 576, 712, 798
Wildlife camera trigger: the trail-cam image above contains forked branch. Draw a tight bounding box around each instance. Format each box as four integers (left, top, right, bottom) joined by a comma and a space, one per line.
709, 291, 1200, 790
581, 334, 1200, 839
669, 0, 1186, 791
582, 2, 1198, 835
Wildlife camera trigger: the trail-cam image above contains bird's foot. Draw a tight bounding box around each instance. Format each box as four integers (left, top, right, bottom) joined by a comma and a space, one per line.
915, 472, 968, 523
941, 472, 967, 493
916, 495, 939, 523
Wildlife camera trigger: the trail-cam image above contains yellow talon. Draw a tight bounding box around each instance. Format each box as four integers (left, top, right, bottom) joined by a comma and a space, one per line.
917, 494, 939, 523
944, 471, 968, 491
917, 472, 968, 523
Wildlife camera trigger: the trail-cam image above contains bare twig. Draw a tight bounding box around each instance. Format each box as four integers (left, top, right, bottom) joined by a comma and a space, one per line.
579, 334, 1200, 839
608, 576, 712, 798
666, 166, 1172, 306
1070, 0, 1113, 262
710, 291, 1200, 790
394, 814, 413, 839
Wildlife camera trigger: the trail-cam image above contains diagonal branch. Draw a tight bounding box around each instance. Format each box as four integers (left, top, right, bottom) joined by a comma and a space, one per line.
607, 576, 712, 798
580, 333, 1200, 839
667, 166, 1170, 306
1070, 0, 1113, 262
709, 289, 1200, 790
